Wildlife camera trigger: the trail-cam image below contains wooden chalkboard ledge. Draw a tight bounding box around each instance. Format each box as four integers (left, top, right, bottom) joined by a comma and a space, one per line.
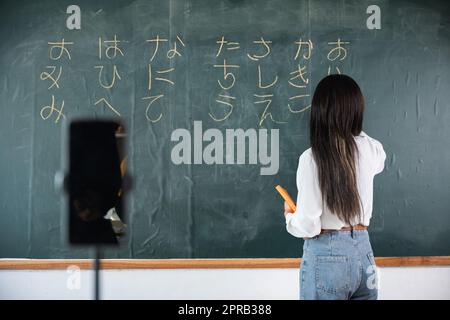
0, 257, 449, 270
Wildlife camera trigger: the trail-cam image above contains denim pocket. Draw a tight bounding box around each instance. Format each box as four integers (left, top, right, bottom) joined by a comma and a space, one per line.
315, 255, 350, 294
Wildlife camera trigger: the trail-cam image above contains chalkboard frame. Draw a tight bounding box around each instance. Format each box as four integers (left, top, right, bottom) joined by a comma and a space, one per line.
1, 257, 449, 269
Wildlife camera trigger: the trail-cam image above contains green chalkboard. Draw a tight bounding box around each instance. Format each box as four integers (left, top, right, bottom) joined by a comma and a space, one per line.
0, 0, 449, 259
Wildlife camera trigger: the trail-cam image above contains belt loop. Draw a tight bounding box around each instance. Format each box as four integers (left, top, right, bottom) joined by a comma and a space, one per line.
351, 225, 354, 239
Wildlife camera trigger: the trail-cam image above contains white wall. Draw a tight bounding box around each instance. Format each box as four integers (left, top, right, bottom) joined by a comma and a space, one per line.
1, 267, 449, 300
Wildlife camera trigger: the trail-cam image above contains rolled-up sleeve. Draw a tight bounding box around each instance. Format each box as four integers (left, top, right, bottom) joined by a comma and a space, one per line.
285, 151, 323, 238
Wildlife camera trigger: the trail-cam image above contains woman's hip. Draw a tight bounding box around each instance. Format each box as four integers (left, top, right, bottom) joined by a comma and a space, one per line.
302, 229, 374, 257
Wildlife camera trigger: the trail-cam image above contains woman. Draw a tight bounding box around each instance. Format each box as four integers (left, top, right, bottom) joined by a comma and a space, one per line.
284, 74, 386, 300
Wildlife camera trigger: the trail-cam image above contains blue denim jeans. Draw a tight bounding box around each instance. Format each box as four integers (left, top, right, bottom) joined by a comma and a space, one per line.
300, 230, 378, 300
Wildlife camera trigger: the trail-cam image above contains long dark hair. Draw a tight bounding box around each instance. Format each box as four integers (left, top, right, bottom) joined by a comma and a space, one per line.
310, 74, 364, 225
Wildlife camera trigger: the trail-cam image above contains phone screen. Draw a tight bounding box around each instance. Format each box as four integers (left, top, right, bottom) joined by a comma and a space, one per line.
68, 120, 125, 245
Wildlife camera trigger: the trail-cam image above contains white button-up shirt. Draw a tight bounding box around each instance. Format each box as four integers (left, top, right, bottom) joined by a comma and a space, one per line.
285, 131, 386, 238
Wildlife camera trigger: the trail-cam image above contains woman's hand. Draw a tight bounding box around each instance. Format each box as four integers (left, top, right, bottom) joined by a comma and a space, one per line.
284, 201, 295, 218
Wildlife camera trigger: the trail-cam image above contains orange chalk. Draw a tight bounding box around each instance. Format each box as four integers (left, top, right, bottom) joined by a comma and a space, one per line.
275, 185, 297, 212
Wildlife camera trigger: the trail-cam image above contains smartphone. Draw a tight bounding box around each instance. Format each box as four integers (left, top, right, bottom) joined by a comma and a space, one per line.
61, 119, 127, 245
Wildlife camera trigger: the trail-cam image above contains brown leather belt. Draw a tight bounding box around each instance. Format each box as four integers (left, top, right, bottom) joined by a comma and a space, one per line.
321, 224, 368, 233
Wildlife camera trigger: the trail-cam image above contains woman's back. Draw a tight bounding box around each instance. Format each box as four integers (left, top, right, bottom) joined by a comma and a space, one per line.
286, 131, 385, 238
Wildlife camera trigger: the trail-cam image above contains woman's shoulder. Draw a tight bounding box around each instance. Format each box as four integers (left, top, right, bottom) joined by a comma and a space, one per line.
298, 148, 315, 168
356, 131, 387, 173
299, 148, 313, 160
356, 131, 385, 151
356, 130, 380, 141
